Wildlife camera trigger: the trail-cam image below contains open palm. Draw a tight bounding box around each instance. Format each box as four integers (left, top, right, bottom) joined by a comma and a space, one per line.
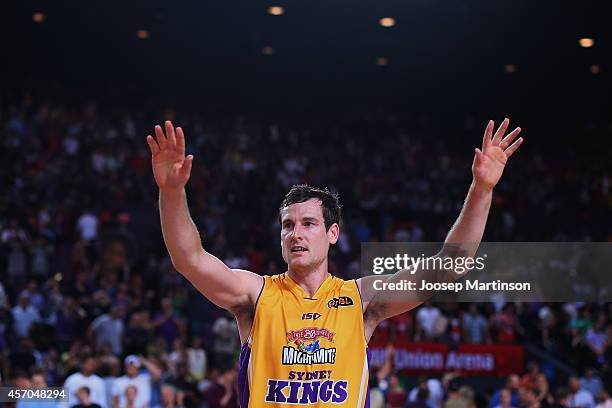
146, 121, 194, 191
472, 118, 523, 190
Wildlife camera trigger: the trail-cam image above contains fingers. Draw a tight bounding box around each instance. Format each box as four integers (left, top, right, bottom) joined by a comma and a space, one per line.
482, 120, 494, 150
504, 137, 524, 158
146, 135, 160, 156
152, 121, 183, 152
165, 120, 177, 146
154, 125, 167, 149
492, 118, 510, 145
500, 127, 522, 150
474, 147, 485, 163
180, 155, 194, 179
176, 127, 186, 156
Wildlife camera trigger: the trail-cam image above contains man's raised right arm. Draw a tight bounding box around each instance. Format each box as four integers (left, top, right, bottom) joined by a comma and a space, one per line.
148, 121, 262, 312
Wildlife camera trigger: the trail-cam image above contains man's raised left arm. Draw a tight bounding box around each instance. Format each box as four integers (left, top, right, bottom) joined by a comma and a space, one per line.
359, 118, 524, 336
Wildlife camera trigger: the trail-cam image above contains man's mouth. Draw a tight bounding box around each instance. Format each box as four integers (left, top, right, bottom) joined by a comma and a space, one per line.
291, 246, 308, 253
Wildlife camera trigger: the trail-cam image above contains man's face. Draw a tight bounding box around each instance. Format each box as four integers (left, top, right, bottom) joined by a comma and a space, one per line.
501, 389, 511, 404
508, 374, 520, 390
32, 374, 46, 388
82, 358, 96, 375
126, 363, 139, 377
280, 199, 338, 273
569, 377, 580, 392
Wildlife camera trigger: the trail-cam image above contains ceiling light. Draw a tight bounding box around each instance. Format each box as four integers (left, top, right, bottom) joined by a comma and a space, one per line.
379, 17, 396, 28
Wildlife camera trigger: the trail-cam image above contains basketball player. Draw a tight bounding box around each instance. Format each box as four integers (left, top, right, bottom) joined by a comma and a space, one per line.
146, 119, 523, 407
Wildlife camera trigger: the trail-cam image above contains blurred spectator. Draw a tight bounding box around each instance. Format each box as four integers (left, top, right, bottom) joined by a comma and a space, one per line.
152, 299, 185, 349
585, 317, 608, 365
60, 356, 107, 408
123, 311, 151, 357
111, 355, 161, 408
406, 387, 430, 408
490, 375, 521, 408
12, 293, 41, 338
73, 386, 103, 408
519, 387, 540, 408
165, 339, 186, 377
88, 306, 125, 356
56, 297, 87, 352
568, 375, 595, 408
201, 367, 239, 408
186, 336, 206, 382
462, 304, 487, 344
489, 304, 523, 344
211, 315, 239, 371
153, 384, 184, 408
167, 362, 199, 406
18, 280, 45, 310
521, 362, 541, 389
581, 368, 604, 402
408, 377, 443, 408
416, 302, 442, 340
16, 370, 57, 408
386, 372, 407, 407
596, 387, 612, 408
29, 236, 53, 280
444, 381, 470, 408
370, 345, 394, 407
77, 210, 99, 242
10, 337, 39, 376
492, 388, 516, 408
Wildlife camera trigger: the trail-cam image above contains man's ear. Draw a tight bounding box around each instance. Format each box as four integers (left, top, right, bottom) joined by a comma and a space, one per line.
327, 223, 339, 244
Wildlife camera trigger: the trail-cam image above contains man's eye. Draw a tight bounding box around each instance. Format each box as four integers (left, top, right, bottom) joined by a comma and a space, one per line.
304, 222, 313, 226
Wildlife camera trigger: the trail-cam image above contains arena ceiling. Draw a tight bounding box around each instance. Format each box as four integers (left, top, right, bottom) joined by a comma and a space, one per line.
4, 0, 611, 116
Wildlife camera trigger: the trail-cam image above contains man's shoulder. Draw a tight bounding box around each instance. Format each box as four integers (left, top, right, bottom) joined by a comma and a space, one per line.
91, 314, 110, 324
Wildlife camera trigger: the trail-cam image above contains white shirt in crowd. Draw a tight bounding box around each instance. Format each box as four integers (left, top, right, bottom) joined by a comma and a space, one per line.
416, 306, 441, 337
212, 317, 239, 355
408, 378, 443, 408
90, 314, 124, 355
596, 399, 612, 408
59, 372, 107, 408
187, 347, 207, 381
112, 372, 151, 408
77, 212, 98, 241
568, 389, 596, 408
12, 304, 40, 338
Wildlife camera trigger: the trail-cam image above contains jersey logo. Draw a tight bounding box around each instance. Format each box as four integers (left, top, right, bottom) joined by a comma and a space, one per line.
283, 327, 336, 365
302, 312, 322, 321
327, 296, 354, 308
287, 328, 335, 343
282, 346, 337, 365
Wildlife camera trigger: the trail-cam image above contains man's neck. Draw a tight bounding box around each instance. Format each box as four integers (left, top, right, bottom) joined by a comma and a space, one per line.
287, 264, 330, 298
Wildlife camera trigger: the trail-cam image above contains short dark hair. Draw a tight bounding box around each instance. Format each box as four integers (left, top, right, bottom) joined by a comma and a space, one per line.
279, 185, 341, 231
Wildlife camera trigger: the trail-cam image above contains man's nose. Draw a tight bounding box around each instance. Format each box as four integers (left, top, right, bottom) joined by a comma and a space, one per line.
290, 224, 304, 239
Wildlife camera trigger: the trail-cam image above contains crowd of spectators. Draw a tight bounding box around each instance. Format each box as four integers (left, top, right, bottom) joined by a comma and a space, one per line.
0, 96, 611, 407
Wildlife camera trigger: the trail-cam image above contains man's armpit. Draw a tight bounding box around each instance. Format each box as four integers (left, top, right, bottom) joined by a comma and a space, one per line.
231, 301, 255, 323
363, 298, 388, 325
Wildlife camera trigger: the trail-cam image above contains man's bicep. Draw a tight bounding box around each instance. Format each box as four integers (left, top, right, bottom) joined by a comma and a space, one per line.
176, 251, 262, 311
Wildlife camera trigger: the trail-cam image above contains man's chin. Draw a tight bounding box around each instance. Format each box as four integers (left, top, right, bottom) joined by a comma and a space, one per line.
289, 257, 313, 272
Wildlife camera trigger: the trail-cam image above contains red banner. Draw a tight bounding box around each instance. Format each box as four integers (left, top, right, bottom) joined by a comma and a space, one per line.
368, 342, 523, 377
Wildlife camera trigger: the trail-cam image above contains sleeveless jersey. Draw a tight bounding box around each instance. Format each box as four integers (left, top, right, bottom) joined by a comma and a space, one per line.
237, 273, 370, 407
